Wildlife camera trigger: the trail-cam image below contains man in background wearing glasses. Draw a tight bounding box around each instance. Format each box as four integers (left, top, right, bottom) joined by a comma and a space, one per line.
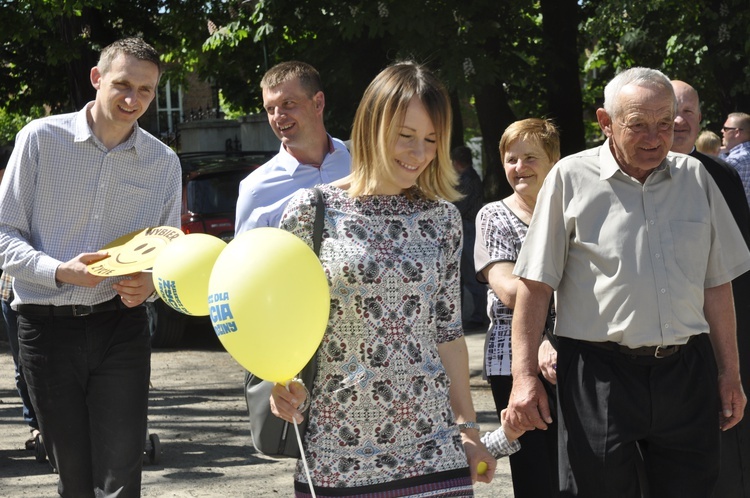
722, 112, 750, 205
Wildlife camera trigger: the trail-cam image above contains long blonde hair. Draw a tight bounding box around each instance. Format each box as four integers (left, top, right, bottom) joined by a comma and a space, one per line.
348, 61, 459, 201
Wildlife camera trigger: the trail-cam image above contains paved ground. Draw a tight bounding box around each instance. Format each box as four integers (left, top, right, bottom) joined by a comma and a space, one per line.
0, 322, 513, 497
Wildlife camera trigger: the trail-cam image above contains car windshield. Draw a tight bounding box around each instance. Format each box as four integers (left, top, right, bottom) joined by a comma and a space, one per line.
186, 171, 248, 215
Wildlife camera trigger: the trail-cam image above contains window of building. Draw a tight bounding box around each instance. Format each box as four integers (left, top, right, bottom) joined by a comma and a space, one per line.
156, 80, 183, 138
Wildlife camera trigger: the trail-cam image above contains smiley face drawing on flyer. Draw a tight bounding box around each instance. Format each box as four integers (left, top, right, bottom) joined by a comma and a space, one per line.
87, 226, 184, 277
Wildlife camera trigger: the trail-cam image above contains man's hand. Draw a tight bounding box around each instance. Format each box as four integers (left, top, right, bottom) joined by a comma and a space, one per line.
538, 338, 558, 385
718, 372, 746, 431
507, 373, 552, 431
112, 271, 155, 307
704, 283, 745, 431
55, 251, 109, 287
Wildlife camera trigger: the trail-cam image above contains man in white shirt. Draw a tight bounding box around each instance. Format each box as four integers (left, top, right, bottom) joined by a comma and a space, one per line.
0, 38, 181, 497
235, 61, 350, 234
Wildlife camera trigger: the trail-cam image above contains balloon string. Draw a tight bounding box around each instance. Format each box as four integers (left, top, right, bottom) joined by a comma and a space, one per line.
294, 418, 317, 498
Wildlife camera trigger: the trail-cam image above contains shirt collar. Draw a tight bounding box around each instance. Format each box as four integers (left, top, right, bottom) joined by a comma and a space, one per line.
74, 103, 95, 143
729, 141, 750, 155
279, 134, 336, 172
73, 101, 142, 154
599, 137, 672, 181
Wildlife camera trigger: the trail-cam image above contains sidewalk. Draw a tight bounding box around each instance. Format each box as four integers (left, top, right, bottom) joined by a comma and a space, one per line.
0, 325, 512, 497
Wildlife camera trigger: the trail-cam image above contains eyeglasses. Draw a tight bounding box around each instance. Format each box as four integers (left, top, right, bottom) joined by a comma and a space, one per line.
722, 126, 743, 132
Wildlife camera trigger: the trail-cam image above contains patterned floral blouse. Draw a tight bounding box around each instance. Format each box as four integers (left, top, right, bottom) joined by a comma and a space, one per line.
474, 200, 528, 377
280, 184, 471, 494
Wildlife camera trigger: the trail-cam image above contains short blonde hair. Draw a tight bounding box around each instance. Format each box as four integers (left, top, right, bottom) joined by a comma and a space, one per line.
695, 130, 721, 156
260, 61, 322, 98
499, 118, 561, 164
348, 61, 459, 201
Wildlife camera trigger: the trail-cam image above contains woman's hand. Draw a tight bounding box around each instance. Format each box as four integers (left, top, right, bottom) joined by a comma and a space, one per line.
269, 380, 309, 424
538, 338, 557, 385
462, 431, 496, 484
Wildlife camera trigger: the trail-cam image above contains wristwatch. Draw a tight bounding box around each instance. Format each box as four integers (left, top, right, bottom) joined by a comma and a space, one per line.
458, 421, 480, 431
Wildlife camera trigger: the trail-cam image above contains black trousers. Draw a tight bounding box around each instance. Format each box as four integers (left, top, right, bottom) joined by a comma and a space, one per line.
557, 335, 720, 498
18, 306, 150, 498
489, 374, 559, 498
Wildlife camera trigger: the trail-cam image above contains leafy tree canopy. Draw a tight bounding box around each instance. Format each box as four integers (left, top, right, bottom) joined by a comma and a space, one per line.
1, 0, 749, 198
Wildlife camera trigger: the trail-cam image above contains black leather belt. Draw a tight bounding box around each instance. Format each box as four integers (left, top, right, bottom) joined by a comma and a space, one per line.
17, 297, 123, 317
578, 335, 694, 359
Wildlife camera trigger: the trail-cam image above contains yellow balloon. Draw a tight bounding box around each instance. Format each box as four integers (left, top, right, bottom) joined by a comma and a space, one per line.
152, 233, 227, 316
208, 227, 330, 384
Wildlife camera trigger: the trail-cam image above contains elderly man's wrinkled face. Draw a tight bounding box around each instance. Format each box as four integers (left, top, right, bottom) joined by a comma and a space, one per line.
598, 84, 675, 183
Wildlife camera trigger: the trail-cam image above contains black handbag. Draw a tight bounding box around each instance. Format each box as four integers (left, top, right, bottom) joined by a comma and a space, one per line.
244, 187, 325, 458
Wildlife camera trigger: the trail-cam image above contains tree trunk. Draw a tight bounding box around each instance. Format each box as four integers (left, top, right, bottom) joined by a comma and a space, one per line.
58, 9, 113, 111
474, 83, 515, 202
450, 89, 465, 151
540, 0, 586, 157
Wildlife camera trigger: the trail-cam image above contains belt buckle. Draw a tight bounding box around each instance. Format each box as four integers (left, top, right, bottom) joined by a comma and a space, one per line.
654, 345, 672, 359
71, 305, 93, 317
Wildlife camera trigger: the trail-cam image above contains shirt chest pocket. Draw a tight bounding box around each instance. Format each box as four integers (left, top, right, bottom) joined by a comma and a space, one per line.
669, 220, 710, 285
108, 183, 162, 227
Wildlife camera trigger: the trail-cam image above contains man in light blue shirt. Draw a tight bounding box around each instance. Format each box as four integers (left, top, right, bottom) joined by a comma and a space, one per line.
0, 38, 181, 497
235, 61, 350, 235
721, 112, 750, 206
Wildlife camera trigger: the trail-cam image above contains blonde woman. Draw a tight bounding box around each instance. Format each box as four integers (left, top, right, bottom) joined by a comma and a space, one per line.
272, 61, 494, 497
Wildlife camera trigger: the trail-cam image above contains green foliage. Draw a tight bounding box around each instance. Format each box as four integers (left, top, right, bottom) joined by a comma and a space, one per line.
194, 0, 550, 142
2, 0, 749, 160
579, 0, 750, 129
0, 106, 46, 146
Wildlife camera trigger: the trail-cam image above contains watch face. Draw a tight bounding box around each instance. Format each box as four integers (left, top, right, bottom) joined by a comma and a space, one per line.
459, 422, 479, 430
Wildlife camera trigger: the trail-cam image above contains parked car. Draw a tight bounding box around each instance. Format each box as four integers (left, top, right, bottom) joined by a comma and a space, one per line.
148, 151, 274, 348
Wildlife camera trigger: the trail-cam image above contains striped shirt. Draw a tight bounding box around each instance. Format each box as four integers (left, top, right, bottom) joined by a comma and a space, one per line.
0, 103, 181, 307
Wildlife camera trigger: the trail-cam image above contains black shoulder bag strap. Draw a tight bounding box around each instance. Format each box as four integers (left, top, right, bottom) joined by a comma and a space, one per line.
312, 187, 324, 256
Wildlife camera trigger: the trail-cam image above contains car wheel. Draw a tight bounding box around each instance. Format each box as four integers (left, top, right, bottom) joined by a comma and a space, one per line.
147, 299, 186, 348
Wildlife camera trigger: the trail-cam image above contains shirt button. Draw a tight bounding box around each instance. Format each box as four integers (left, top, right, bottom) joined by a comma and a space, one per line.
649, 220, 655, 225
655, 253, 661, 258
664, 323, 670, 329
660, 288, 666, 293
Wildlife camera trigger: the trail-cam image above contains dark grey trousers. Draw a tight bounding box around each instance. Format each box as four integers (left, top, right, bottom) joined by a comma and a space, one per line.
557, 334, 720, 498
19, 306, 150, 498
